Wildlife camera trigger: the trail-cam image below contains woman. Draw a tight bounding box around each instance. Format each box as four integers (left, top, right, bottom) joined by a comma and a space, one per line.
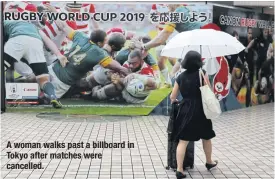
170, 51, 218, 178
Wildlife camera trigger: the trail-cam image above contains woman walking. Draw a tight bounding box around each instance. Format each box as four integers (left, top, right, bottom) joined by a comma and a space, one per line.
170, 51, 218, 178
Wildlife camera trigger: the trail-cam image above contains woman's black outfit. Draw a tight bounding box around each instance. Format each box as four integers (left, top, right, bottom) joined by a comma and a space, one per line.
173, 70, 216, 142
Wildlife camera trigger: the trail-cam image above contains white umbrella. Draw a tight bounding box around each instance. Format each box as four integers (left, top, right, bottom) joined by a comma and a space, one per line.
161, 29, 245, 59
202, 57, 220, 75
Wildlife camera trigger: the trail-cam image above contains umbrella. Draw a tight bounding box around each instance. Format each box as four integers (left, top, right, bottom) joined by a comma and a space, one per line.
202, 57, 220, 76
161, 29, 245, 59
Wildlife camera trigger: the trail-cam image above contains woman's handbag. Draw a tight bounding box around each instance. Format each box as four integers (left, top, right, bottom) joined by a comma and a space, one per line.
199, 69, 222, 119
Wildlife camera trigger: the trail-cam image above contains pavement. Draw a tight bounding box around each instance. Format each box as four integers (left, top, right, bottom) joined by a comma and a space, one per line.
1, 103, 274, 179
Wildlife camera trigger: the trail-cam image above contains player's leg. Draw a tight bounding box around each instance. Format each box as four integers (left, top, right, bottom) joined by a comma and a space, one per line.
156, 46, 172, 87
29, 63, 62, 108
4, 36, 26, 82
14, 61, 36, 82
3, 52, 17, 82
92, 83, 122, 100
25, 37, 62, 108
168, 57, 177, 66
62, 78, 93, 98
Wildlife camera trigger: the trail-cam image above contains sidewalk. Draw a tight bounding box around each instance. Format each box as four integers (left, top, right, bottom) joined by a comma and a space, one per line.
1, 103, 274, 179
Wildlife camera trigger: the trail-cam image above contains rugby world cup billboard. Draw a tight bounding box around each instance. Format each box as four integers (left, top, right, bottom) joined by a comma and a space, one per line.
212, 5, 274, 111
3, 2, 213, 115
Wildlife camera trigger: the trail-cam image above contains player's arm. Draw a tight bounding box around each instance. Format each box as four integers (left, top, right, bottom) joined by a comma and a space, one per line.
133, 74, 159, 90
245, 39, 255, 52
44, 4, 75, 38
144, 77, 159, 90
97, 50, 129, 76
39, 30, 68, 67
143, 23, 175, 50
144, 54, 160, 77
111, 73, 125, 91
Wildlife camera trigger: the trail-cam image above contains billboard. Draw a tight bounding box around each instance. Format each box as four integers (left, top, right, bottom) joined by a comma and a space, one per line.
212, 6, 274, 111
3, 2, 213, 115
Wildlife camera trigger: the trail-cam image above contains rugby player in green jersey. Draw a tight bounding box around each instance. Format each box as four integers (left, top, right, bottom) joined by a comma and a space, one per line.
46, 17, 129, 99
62, 32, 127, 98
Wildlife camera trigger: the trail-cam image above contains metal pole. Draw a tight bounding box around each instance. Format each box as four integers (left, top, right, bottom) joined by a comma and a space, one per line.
1, 1, 6, 113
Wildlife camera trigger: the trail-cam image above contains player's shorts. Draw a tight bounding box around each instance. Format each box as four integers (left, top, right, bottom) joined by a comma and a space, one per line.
121, 90, 148, 104
4, 36, 46, 64
156, 30, 179, 58
92, 65, 111, 85
48, 64, 71, 98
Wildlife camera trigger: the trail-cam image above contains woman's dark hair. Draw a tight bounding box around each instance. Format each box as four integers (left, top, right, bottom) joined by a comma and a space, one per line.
181, 51, 203, 72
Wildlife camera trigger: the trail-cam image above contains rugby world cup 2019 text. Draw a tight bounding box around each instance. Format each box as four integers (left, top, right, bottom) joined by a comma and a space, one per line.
4, 12, 146, 22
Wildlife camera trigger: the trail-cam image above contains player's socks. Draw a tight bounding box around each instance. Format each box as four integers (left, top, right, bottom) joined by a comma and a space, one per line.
42, 82, 62, 108
161, 68, 172, 87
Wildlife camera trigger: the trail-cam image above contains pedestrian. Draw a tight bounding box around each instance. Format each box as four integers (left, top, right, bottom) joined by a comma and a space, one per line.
170, 51, 218, 178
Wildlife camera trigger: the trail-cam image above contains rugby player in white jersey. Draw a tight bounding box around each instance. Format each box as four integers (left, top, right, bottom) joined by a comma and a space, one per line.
62, 3, 99, 35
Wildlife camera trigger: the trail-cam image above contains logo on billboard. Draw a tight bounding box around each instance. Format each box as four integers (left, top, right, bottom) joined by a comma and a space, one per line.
23, 88, 37, 92
10, 84, 17, 93
7, 83, 20, 99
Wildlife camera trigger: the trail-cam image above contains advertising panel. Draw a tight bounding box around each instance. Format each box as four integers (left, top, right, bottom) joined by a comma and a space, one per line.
212, 6, 274, 111
3, 2, 213, 115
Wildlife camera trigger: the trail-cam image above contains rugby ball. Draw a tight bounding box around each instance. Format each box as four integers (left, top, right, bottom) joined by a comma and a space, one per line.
126, 79, 146, 98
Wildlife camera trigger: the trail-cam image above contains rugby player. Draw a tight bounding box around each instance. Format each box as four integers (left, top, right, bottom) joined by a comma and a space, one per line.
4, 20, 65, 108
38, 3, 78, 64
231, 58, 251, 107
92, 50, 159, 104
44, 16, 129, 99
86, 32, 127, 87
63, 3, 99, 34
140, 4, 203, 51
254, 50, 274, 103
62, 32, 127, 98
149, 4, 179, 87
115, 35, 161, 85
